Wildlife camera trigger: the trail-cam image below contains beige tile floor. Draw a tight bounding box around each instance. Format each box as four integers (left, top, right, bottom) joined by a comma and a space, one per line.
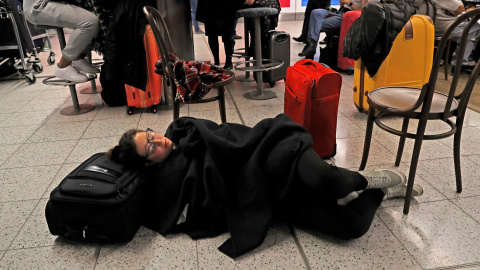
1, 20, 480, 270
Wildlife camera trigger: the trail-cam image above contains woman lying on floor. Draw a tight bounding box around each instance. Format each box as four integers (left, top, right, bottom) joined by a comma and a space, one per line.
107, 114, 423, 258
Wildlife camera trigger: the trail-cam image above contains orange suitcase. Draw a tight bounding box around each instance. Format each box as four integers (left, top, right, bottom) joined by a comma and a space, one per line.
353, 15, 434, 112
125, 25, 162, 115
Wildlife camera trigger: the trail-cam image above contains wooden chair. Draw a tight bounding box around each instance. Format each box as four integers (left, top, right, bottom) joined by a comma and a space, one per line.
421, 0, 453, 80
143, 6, 234, 123
358, 9, 480, 215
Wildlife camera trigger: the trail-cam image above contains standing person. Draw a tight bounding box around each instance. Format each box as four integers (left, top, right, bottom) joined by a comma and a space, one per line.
197, 0, 254, 69
298, 0, 367, 59
293, 0, 331, 43
107, 114, 423, 258
190, 0, 204, 34
23, 0, 101, 83
233, 18, 242, 39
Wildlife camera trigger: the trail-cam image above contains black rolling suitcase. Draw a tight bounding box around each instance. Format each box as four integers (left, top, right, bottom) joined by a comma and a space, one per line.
45, 153, 148, 242
256, 30, 290, 87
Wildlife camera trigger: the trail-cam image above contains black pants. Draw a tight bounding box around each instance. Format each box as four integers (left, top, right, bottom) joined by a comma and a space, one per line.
286, 148, 384, 239
207, 35, 234, 67
298, 0, 331, 39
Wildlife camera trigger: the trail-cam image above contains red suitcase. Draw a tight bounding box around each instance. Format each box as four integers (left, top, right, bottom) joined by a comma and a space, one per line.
125, 25, 162, 115
284, 59, 342, 158
337, 10, 362, 74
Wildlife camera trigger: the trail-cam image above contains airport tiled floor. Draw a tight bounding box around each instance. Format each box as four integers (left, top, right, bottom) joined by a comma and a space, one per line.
1, 20, 480, 270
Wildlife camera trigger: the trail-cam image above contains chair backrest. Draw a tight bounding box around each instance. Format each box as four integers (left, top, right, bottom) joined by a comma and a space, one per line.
143, 6, 176, 97
423, 9, 480, 121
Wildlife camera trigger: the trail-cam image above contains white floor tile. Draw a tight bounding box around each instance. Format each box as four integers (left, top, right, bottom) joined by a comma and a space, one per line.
197, 224, 308, 269
0, 165, 60, 202
1, 140, 77, 169
95, 235, 197, 269
0, 200, 37, 250
0, 244, 99, 269
378, 200, 480, 269
294, 217, 422, 270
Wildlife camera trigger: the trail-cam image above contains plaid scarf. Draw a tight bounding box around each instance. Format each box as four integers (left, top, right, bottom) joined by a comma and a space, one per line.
155, 53, 232, 102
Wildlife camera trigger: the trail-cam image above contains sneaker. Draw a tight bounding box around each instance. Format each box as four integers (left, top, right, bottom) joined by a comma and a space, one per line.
358, 169, 406, 189
382, 184, 424, 200
54, 65, 88, 83
195, 30, 205, 35
233, 34, 242, 39
72, 58, 100, 74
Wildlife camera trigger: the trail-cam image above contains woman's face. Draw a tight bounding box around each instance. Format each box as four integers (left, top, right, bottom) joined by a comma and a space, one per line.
135, 131, 174, 165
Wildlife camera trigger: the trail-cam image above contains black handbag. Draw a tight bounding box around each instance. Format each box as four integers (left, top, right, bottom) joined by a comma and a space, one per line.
45, 153, 148, 242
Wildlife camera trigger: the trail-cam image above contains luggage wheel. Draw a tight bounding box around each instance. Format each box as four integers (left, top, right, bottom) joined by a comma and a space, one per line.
151, 105, 158, 114
127, 107, 135, 115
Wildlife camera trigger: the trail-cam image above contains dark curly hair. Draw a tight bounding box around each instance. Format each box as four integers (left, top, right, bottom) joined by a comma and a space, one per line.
106, 129, 147, 169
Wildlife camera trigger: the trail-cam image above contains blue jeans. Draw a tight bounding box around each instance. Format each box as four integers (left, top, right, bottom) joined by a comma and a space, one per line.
190, 0, 200, 32
307, 9, 343, 42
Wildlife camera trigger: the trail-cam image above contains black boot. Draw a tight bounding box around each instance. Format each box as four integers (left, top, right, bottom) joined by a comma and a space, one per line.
298, 38, 317, 58
293, 36, 307, 43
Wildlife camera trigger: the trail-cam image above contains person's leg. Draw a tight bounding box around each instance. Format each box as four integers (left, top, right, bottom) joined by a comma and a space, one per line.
298, 9, 331, 58
307, 9, 331, 42
25, 2, 99, 62
222, 35, 235, 69
320, 13, 343, 32
208, 35, 220, 66
296, 148, 368, 199
190, 0, 201, 33
295, 0, 327, 42
451, 23, 480, 67
233, 18, 242, 39
287, 189, 385, 239
23, 2, 98, 82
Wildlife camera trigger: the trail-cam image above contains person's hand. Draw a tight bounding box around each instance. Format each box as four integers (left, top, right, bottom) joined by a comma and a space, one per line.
244, 0, 255, 5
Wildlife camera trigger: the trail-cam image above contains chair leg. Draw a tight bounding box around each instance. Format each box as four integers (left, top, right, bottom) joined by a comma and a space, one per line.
173, 102, 180, 121
359, 108, 375, 170
395, 118, 409, 166
403, 121, 427, 215
218, 86, 227, 123
453, 122, 464, 193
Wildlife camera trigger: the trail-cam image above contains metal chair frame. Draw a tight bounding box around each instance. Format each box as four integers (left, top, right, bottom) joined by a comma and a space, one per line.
359, 9, 480, 215
143, 6, 233, 123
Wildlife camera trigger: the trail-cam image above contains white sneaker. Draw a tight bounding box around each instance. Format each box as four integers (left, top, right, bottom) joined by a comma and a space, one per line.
382, 184, 424, 200
72, 58, 100, 74
359, 169, 406, 189
54, 65, 88, 83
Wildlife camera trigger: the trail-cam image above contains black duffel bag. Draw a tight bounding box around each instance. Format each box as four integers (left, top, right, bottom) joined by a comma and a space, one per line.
46, 153, 148, 242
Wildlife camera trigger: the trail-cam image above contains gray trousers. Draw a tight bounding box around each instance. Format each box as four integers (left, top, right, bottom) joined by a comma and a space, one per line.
450, 22, 480, 65
23, 0, 100, 61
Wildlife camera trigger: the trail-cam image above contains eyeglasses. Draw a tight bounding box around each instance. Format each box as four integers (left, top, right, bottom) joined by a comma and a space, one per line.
145, 128, 156, 157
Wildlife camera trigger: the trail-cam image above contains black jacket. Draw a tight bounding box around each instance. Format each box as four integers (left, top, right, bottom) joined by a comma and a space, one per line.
141, 114, 312, 258
103, 0, 155, 90
342, 0, 416, 77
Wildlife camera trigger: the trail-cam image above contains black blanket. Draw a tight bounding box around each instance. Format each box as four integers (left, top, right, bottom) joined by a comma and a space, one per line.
141, 114, 312, 258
